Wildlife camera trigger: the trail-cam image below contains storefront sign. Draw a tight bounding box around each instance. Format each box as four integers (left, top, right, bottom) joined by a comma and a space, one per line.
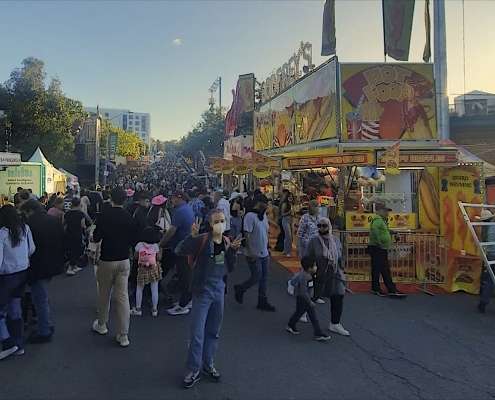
108, 133, 118, 161
232, 155, 252, 175
341, 63, 436, 141
254, 59, 338, 151
0, 164, 43, 197
218, 158, 233, 174
439, 164, 484, 255
251, 151, 280, 178
346, 212, 417, 230
283, 152, 375, 170
377, 151, 458, 167
0, 152, 21, 166
210, 157, 222, 172
260, 41, 313, 104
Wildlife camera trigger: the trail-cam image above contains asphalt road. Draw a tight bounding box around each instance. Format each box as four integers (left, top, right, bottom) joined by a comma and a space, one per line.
1, 257, 495, 400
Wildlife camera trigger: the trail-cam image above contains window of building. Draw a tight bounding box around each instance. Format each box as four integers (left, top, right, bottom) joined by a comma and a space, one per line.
129, 121, 133, 125
104, 112, 109, 117
123, 115, 127, 131
135, 127, 139, 132
142, 133, 146, 138
129, 115, 133, 119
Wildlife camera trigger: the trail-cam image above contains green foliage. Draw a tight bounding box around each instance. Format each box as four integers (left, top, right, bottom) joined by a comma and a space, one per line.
100, 119, 145, 159
1, 57, 84, 168
179, 108, 226, 159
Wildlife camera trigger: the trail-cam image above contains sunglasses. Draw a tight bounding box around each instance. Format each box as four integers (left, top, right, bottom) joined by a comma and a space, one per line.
317, 224, 328, 228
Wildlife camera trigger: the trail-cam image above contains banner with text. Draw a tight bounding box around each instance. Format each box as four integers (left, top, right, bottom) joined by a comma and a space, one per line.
341, 63, 436, 141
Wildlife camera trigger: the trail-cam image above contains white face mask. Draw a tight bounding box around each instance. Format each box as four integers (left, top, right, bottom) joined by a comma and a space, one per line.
212, 222, 226, 234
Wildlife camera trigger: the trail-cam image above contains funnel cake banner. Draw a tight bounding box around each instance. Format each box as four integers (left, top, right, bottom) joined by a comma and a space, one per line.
341, 63, 436, 141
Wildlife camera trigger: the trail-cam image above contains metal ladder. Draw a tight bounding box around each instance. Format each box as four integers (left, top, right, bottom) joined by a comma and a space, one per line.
458, 202, 495, 286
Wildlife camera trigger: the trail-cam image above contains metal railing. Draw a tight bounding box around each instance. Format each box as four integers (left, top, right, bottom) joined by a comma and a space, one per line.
336, 230, 448, 294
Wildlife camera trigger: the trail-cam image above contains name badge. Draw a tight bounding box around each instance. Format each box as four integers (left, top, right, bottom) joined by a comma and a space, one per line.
214, 252, 225, 265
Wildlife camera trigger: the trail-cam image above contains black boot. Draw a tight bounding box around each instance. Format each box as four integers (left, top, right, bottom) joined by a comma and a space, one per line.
257, 297, 276, 312
234, 285, 245, 304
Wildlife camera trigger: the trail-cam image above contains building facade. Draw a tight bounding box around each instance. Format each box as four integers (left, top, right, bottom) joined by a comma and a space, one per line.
84, 107, 151, 151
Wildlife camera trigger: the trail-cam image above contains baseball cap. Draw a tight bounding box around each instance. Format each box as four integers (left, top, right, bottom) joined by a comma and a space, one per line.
375, 203, 392, 211
171, 190, 185, 199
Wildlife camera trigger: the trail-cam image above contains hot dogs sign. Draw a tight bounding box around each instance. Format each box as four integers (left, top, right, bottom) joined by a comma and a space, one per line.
341, 63, 436, 141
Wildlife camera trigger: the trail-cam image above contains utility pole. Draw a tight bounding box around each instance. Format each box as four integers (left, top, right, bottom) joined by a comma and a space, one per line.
434, 0, 450, 140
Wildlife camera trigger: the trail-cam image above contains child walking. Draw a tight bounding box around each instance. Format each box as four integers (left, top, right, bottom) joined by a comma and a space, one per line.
286, 256, 330, 341
131, 227, 163, 317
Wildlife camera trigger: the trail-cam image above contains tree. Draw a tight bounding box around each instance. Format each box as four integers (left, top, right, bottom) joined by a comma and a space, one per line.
100, 119, 145, 159
180, 108, 226, 159
2, 57, 84, 167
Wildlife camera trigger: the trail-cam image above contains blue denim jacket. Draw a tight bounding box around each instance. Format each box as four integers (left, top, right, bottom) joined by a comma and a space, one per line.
0, 226, 36, 275
176, 233, 236, 295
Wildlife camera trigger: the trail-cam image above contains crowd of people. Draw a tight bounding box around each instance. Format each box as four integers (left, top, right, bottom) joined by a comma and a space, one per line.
6, 154, 480, 390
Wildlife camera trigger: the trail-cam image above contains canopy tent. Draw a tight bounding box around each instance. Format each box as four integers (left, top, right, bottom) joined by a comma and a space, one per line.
439, 139, 495, 178
28, 147, 53, 166
27, 147, 65, 194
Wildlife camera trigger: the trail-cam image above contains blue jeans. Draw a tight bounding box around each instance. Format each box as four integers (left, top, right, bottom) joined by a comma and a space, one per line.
480, 253, 495, 306
186, 290, 224, 372
0, 270, 26, 349
282, 216, 293, 255
241, 256, 270, 299
231, 217, 242, 240
30, 279, 53, 336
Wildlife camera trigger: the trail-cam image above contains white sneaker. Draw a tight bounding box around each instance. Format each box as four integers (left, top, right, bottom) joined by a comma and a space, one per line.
73, 266, 82, 273
167, 305, 190, 315
66, 267, 76, 276
130, 307, 142, 316
316, 298, 326, 304
0, 345, 18, 360
287, 279, 295, 295
151, 309, 158, 317
299, 312, 308, 323
116, 334, 130, 347
186, 300, 193, 309
329, 323, 350, 336
92, 320, 108, 335
286, 253, 291, 258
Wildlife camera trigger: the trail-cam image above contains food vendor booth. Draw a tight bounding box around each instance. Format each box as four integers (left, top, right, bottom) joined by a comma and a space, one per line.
250, 52, 488, 294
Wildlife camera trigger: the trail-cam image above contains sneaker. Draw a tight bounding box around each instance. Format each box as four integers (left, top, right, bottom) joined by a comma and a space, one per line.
299, 313, 308, 323
286, 325, 299, 335
167, 305, 190, 316
66, 267, 76, 276
315, 334, 331, 341
130, 307, 142, 316
202, 364, 221, 382
388, 291, 408, 298
286, 253, 291, 258
13, 348, 25, 356
287, 279, 295, 296
116, 334, 130, 347
371, 290, 387, 297
0, 345, 19, 360
234, 284, 244, 304
316, 298, 326, 304
151, 309, 158, 317
73, 266, 82, 273
478, 302, 486, 313
92, 320, 108, 335
183, 371, 201, 388
186, 300, 193, 309
329, 323, 350, 336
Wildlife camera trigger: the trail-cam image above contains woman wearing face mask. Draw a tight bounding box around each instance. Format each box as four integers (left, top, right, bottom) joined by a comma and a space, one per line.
175, 211, 242, 388
296, 200, 320, 258
305, 217, 349, 337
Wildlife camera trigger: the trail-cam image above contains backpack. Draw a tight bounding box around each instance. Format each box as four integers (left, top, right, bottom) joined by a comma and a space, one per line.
187, 234, 231, 269
138, 243, 157, 267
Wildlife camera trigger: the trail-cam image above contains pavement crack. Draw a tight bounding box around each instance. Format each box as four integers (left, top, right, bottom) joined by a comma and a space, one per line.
353, 323, 495, 400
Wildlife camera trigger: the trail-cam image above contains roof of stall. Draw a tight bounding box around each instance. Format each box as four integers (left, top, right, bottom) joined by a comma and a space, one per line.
439, 139, 495, 178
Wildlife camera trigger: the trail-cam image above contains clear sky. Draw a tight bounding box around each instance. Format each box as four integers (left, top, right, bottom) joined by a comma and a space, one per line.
0, 0, 493, 142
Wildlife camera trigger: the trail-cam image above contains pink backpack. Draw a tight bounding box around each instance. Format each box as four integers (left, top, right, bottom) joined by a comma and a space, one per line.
138, 243, 157, 267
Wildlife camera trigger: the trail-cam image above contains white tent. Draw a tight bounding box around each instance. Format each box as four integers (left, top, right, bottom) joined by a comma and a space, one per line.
27, 147, 66, 194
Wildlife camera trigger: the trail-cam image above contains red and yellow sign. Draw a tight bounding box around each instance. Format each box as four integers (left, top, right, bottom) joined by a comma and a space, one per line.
346, 212, 417, 230
341, 63, 436, 141
232, 155, 252, 175
251, 151, 280, 178
219, 158, 233, 174
283, 152, 375, 170
439, 164, 484, 256
382, 141, 400, 175
378, 151, 458, 167
210, 157, 222, 172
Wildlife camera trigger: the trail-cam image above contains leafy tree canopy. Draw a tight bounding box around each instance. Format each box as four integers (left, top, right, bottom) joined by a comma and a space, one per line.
100, 119, 145, 159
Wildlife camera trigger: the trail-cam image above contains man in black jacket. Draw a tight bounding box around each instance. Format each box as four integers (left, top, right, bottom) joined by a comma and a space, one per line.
20, 200, 66, 344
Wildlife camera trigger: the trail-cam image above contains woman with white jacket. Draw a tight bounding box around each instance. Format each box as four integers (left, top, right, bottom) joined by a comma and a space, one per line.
0, 204, 35, 359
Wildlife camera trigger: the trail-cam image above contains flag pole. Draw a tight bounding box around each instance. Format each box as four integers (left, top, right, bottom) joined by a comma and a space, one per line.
433, 0, 450, 140
382, 0, 387, 62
